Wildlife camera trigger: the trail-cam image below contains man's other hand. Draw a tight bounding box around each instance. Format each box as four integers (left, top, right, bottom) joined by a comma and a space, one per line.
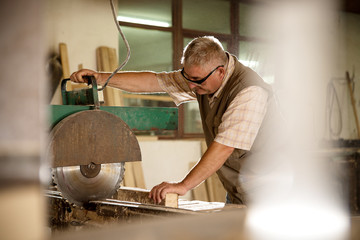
149, 182, 188, 204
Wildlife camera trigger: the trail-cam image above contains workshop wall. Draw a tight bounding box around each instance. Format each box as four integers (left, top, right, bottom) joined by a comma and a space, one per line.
45, 0, 118, 74
139, 139, 202, 200
331, 12, 360, 140
275, 10, 360, 141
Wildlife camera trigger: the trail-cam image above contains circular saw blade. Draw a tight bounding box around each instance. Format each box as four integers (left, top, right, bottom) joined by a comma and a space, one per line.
53, 162, 124, 206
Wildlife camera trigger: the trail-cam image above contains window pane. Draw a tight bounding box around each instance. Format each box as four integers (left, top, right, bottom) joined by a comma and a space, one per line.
118, 0, 172, 27
119, 27, 172, 72
238, 41, 275, 84
118, 27, 174, 109
239, 2, 272, 39
184, 102, 203, 134
183, 0, 230, 34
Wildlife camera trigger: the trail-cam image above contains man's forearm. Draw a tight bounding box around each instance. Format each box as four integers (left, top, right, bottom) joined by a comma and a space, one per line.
180, 141, 234, 191
98, 71, 164, 93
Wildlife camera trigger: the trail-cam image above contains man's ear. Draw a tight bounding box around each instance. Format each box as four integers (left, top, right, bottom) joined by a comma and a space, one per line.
219, 66, 226, 78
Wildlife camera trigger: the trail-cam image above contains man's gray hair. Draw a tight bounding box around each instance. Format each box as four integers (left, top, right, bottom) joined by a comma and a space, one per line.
181, 36, 227, 68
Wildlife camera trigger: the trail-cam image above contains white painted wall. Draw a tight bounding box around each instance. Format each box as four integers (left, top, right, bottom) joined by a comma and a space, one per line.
139, 140, 202, 200
46, 0, 118, 72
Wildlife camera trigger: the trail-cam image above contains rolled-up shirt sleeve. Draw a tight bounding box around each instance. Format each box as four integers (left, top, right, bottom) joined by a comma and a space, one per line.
155, 71, 196, 106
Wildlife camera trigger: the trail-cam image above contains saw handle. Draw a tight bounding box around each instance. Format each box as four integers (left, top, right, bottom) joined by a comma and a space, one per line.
61, 76, 100, 109
61, 76, 96, 90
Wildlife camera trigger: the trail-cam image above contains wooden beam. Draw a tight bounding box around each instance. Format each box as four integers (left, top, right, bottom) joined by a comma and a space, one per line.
116, 187, 178, 208
59, 43, 70, 79
189, 162, 209, 201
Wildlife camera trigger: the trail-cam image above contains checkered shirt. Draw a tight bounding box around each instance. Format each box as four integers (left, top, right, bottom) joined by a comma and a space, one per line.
155, 53, 268, 150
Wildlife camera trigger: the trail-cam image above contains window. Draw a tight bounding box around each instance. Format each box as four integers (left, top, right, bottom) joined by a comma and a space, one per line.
238, 41, 275, 85
183, 0, 231, 34
238, 2, 275, 85
118, 0, 172, 27
119, 27, 173, 72
117, 0, 175, 112
117, 0, 273, 137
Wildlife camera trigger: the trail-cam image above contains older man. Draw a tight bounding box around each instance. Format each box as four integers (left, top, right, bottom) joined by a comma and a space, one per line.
70, 36, 283, 205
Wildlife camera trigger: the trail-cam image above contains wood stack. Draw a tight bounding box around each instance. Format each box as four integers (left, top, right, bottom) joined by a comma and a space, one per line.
59, 43, 70, 80
123, 161, 146, 189
53, 43, 86, 100
50, 43, 71, 104
190, 140, 227, 202
96, 46, 147, 189
96, 46, 123, 106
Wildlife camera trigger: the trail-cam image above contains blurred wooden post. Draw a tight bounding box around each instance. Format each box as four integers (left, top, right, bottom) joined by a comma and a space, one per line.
96, 46, 124, 106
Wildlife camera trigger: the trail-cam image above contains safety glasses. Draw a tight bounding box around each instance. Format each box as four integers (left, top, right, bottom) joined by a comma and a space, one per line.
181, 65, 224, 85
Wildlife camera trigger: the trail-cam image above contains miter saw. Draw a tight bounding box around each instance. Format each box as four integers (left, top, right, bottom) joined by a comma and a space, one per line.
48, 79, 177, 207
48, 76, 143, 206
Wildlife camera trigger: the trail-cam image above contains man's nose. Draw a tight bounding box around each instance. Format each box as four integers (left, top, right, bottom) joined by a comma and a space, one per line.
188, 82, 198, 89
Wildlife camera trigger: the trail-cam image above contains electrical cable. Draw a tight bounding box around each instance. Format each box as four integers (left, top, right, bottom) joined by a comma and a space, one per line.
325, 78, 346, 138
98, 0, 131, 91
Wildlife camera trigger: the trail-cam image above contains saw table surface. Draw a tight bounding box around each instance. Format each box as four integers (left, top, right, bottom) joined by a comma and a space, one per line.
46, 188, 245, 233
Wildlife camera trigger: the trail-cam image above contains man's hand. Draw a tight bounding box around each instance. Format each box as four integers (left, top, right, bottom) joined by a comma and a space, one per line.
70, 69, 102, 84
149, 142, 234, 205
149, 182, 188, 204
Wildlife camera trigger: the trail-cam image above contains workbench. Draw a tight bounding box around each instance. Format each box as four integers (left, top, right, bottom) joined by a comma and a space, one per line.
46, 187, 245, 234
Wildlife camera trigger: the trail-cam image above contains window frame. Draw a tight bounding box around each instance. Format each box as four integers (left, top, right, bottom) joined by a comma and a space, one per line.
117, 0, 267, 139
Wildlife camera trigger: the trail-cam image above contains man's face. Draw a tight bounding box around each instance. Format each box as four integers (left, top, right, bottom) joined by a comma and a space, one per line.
181, 64, 225, 95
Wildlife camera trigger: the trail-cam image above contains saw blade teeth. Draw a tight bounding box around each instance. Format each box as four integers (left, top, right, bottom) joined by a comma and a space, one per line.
114, 162, 125, 191
51, 167, 76, 207
52, 163, 125, 206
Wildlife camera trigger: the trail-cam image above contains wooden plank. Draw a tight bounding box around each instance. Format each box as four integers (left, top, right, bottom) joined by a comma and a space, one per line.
105, 87, 118, 106
123, 161, 146, 189
50, 42, 71, 103
206, 174, 216, 202
108, 47, 123, 106
108, 47, 118, 71
116, 186, 152, 204
95, 48, 105, 103
206, 174, 226, 203
192, 182, 209, 202
98, 46, 116, 106
96, 47, 102, 71
59, 43, 70, 79
116, 187, 178, 208
165, 193, 178, 208
200, 140, 207, 154
99, 46, 110, 71
123, 162, 136, 187
198, 141, 226, 202
189, 162, 209, 201
132, 162, 146, 189
64, 64, 87, 91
